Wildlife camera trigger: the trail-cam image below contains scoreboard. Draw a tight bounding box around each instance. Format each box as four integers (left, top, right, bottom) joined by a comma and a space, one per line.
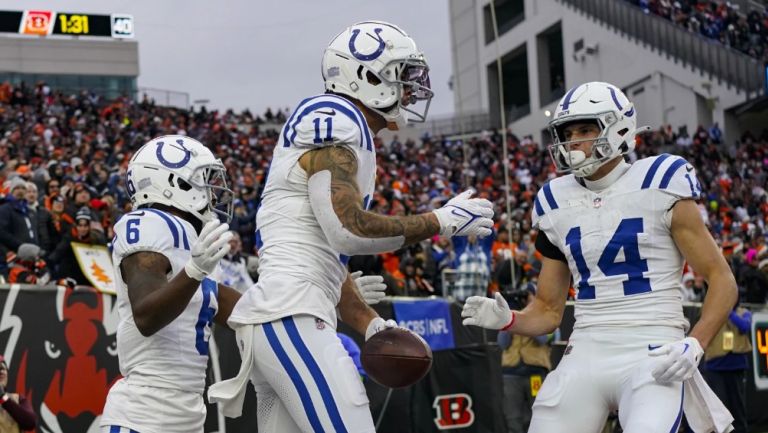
0, 10, 133, 38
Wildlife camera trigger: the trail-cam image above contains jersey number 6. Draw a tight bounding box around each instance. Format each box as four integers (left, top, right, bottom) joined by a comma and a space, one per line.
126, 219, 140, 244
195, 278, 218, 355
565, 217, 651, 300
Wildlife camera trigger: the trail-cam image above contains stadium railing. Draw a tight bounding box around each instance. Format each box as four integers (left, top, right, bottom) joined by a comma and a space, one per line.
559, 0, 766, 98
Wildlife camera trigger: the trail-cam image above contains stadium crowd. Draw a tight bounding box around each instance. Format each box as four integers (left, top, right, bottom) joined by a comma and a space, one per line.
0, 80, 766, 305
625, 0, 768, 63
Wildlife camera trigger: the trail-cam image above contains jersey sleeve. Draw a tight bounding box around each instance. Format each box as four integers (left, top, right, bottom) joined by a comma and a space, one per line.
531, 180, 567, 256
286, 97, 371, 151
655, 156, 702, 200
112, 211, 188, 266
531, 181, 559, 229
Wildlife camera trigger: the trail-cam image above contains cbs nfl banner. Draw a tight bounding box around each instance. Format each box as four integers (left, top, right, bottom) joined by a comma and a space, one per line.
71, 242, 117, 294
392, 298, 455, 351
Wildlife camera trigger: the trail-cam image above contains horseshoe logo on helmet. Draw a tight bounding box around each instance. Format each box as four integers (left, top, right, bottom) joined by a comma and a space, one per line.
349, 28, 386, 61
156, 139, 192, 169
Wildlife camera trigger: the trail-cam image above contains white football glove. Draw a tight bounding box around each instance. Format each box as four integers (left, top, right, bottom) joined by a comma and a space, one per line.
351, 271, 387, 305
461, 292, 515, 330
184, 220, 233, 281
365, 317, 399, 341
649, 337, 704, 383
432, 189, 494, 238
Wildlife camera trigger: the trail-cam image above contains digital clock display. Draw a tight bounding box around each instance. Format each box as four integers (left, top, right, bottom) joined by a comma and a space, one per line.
52, 12, 112, 37
56, 14, 89, 34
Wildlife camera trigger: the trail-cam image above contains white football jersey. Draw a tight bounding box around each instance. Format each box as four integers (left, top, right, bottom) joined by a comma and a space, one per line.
229, 94, 376, 327
111, 209, 218, 393
532, 154, 702, 329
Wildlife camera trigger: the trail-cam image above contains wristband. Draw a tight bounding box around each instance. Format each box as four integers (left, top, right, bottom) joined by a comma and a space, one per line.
501, 311, 516, 331
0, 394, 8, 403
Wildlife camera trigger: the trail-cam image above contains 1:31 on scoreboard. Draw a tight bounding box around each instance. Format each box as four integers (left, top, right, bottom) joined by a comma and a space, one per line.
56, 14, 88, 34
52, 13, 112, 37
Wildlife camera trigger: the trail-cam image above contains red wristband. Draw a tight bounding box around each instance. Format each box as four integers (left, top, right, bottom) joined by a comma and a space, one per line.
0, 394, 8, 403
501, 311, 516, 331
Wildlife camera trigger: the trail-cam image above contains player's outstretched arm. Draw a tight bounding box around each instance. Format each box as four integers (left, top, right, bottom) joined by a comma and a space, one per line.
648, 199, 737, 384
461, 256, 570, 336
300, 146, 494, 256
214, 283, 242, 328
671, 199, 737, 349
511, 257, 571, 336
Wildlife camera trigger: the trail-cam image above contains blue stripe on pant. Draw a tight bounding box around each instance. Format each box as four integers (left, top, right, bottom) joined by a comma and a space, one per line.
283, 317, 348, 433
668, 384, 684, 433
263, 321, 326, 433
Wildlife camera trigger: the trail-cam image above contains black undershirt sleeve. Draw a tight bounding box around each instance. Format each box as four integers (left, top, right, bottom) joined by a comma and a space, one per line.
535, 230, 567, 263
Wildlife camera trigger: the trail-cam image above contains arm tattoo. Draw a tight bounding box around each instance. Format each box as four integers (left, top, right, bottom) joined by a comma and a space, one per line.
303, 146, 440, 246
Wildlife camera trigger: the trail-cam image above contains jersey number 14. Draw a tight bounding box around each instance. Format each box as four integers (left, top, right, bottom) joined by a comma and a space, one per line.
565, 217, 651, 300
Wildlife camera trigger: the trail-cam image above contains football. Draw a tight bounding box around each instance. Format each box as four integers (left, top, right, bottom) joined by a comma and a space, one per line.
361, 327, 433, 388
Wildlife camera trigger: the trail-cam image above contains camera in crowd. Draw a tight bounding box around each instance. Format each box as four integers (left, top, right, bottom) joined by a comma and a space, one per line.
501, 283, 536, 310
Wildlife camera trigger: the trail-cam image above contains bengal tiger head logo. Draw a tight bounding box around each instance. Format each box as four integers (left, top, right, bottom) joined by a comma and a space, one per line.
0, 285, 120, 433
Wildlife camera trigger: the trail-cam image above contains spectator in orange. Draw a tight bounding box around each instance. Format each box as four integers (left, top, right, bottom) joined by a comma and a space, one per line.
0, 81, 12, 104
492, 226, 516, 265
401, 258, 435, 297
48, 207, 106, 285
7, 243, 49, 284
49, 196, 74, 240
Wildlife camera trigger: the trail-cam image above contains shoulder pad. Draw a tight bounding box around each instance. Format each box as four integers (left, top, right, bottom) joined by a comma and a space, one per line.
112, 209, 192, 259
532, 180, 563, 226
638, 154, 701, 198
282, 95, 372, 151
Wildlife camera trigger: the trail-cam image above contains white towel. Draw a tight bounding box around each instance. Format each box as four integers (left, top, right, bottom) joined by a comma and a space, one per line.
683, 370, 734, 433
207, 325, 254, 418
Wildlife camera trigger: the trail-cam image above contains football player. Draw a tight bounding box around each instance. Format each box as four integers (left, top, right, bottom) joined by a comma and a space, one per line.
100, 136, 242, 433
462, 82, 737, 432
208, 21, 495, 432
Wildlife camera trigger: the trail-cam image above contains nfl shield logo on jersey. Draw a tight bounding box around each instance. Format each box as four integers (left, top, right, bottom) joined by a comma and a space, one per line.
593, 197, 602, 208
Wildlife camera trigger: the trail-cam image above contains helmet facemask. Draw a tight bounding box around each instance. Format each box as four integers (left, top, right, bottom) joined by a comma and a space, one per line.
377, 58, 433, 125
548, 112, 625, 178
185, 162, 234, 223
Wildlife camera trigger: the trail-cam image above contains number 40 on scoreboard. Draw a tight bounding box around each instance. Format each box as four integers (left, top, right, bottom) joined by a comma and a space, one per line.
753, 312, 768, 390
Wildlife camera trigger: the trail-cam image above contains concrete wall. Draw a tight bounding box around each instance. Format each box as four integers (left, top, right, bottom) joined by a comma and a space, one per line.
450, 0, 485, 115
0, 36, 139, 76
449, 0, 752, 142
